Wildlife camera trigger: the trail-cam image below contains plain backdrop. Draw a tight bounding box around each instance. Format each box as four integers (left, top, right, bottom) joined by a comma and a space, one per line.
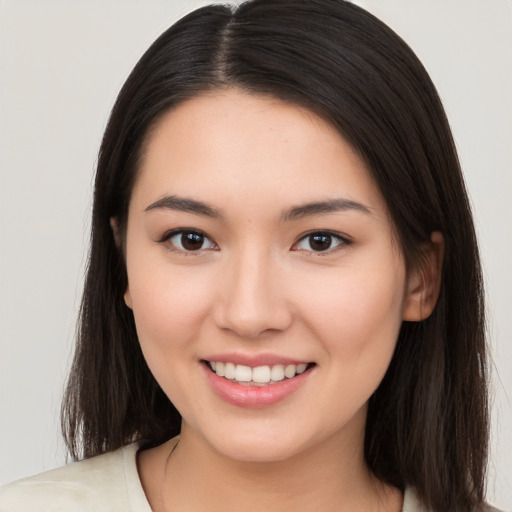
0, 1, 510, 509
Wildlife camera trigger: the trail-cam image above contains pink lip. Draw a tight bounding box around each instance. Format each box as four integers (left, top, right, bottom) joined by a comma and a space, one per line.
203, 352, 310, 367
201, 362, 313, 408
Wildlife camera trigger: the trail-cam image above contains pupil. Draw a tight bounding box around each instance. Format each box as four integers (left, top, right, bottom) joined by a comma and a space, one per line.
182, 232, 203, 250
310, 234, 331, 251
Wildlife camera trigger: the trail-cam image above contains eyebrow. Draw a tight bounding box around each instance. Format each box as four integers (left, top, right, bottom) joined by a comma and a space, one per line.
145, 195, 222, 218
281, 198, 373, 221
144, 194, 372, 221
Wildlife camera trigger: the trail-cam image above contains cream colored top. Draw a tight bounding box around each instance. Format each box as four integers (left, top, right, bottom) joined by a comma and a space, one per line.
0, 442, 500, 512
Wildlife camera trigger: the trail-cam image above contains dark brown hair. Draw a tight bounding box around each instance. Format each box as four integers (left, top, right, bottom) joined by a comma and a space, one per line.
62, 1, 489, 510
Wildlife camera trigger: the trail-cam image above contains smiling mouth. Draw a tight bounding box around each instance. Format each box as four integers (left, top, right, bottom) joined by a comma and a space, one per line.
203, 360, 315, 386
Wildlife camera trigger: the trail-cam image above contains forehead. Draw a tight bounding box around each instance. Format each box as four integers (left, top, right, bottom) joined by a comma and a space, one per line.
133, 89, 386, 216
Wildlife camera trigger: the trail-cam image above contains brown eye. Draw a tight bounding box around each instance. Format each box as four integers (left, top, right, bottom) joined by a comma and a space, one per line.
181, 232, 205, 250
309, 234, 333, 251
295, 231, 347, 253
167, 230, 216, 252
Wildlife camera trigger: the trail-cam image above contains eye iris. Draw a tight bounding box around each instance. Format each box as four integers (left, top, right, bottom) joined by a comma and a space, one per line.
309, 233, 332, 251
181, 232, 204, 250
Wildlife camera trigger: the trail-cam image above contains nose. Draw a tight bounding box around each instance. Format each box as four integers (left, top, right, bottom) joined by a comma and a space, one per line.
213, 250, 293, 339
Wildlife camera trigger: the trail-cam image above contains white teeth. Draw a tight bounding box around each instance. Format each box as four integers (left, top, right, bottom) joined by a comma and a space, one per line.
252, 365, 271, 384
284, 365, 297, 379
235, 365, 252, 382
225, 362, 236, 380
296, 363, 307, 374
215, 361, 225, 377
270, 364, 285, 381
211, 361, 310, 384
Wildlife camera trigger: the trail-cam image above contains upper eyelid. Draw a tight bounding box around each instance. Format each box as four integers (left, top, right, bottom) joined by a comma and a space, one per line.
296, 229, 351, 243
158, 227, 211, 242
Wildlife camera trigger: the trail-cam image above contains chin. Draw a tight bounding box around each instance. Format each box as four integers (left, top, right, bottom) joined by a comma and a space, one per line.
203, 426, 314, 463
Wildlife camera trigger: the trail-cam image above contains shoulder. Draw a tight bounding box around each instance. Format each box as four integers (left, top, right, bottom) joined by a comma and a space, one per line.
0, 443, 144, 512
483, 505, 506, 512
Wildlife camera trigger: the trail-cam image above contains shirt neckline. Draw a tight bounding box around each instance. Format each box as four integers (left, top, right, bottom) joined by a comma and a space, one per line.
120, 441, 422, 512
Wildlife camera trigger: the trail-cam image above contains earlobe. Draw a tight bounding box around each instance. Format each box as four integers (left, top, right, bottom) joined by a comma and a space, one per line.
402, 231, 444, 321
124, 289, 133, 309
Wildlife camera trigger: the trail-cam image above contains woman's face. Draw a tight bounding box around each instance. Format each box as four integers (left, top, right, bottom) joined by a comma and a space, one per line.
123, 90, 420, 462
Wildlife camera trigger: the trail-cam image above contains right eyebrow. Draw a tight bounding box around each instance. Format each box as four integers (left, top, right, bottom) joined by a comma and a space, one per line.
145, 195, 223, 219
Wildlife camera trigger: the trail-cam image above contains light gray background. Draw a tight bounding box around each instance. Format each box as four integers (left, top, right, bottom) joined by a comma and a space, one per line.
0, 1, 510, 509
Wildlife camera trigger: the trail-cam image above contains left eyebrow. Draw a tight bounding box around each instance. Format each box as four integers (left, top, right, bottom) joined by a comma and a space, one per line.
281, 198, 373, 221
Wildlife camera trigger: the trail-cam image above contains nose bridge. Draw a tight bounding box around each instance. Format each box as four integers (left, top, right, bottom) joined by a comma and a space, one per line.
214, 243, 292, 338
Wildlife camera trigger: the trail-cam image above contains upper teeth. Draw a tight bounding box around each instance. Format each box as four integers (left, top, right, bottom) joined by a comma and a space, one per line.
209, 361, 308, 385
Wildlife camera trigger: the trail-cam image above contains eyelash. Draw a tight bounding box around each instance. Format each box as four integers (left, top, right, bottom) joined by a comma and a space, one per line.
292, 230, 351, 255
158, 229, 351, 255
158, 229, 218, 253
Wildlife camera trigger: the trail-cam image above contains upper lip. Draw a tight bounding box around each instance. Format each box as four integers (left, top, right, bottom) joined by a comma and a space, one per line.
202, 352, 312, 367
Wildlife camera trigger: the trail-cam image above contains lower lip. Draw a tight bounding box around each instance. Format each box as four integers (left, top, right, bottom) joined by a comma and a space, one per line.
201, 363, 313, 408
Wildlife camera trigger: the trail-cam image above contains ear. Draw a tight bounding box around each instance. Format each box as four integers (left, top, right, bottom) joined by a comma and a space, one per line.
110, 217, 122, 248
124, 288, 133, 310
402, 231, 444, 321
110, 217, 133, 309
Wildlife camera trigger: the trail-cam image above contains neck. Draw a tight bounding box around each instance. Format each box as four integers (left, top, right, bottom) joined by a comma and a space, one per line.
144, 418, 402, 512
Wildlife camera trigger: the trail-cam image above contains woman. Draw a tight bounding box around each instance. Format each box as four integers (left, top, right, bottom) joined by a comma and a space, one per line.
0, 1, 501, 511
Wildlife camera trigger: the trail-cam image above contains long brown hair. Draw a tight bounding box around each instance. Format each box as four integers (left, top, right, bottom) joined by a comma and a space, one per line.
62, 1, 489, 510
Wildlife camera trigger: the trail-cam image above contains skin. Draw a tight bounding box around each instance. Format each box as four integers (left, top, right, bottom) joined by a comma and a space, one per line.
120, 89, 443, 512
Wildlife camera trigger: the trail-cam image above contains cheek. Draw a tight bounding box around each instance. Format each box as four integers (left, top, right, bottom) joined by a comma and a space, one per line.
294, 262, 406, 427
296, 258, 406, 365
126, 264, 218, 417
127, 263, 215, 364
